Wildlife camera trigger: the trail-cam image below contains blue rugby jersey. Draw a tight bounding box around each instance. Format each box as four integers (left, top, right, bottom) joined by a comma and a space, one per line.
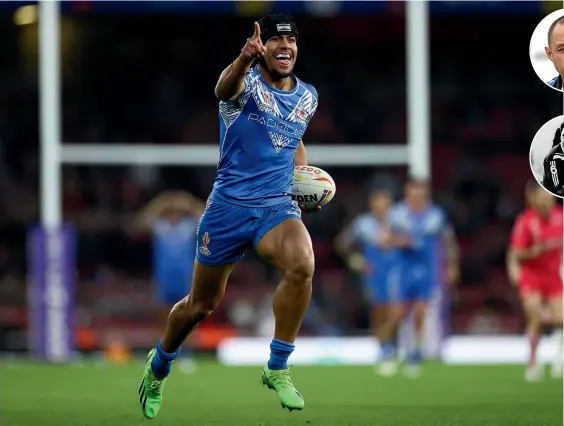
213, 66, 318, 207
389, 201, 447, 274
347, 212, 398, 279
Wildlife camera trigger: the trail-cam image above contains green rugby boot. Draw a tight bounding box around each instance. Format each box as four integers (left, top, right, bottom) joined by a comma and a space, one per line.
138, 349, 167, 419
261, 366, 305, 411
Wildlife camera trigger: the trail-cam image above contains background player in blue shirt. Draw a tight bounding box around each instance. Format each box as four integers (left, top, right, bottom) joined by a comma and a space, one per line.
335, 188, 400, 371
139, 14, 320, 417
135, 191, 204, 374
382, 179, 459, 377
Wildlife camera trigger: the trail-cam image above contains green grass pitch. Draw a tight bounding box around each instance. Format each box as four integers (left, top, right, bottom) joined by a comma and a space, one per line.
1, 361, 562, 426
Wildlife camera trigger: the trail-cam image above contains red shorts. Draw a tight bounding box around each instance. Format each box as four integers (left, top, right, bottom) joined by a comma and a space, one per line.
519, 278, 563, 300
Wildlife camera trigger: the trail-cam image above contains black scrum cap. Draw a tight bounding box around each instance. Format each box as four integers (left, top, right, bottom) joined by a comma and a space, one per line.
257, 13, 298, 45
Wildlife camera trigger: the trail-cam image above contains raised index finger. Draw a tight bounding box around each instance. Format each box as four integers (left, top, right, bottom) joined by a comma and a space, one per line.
253, 22, 261, 39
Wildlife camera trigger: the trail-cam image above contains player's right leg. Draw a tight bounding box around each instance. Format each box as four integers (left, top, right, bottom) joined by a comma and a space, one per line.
138, 195, 248, 419
139, 261, 234, 419
520, 290, 544, 381
155, 275, 198, 374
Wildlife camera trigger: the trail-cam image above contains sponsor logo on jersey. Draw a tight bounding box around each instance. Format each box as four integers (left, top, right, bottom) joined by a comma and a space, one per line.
247, 113, 304, 139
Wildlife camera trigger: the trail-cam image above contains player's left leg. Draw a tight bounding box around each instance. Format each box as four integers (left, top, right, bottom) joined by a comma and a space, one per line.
373, 268, 406, 375
254, 211, 313, 411
371, 303, 393, 366
362, 278, 387, 343
375, 302, 406, 376
546, 287, 563, 379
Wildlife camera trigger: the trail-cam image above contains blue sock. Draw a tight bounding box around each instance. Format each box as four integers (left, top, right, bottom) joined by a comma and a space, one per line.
268, 339, 295, 370
151, 340, 180, 379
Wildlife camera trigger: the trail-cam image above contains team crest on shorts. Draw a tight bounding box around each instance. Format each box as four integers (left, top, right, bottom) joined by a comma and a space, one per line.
199, 232, 211, 256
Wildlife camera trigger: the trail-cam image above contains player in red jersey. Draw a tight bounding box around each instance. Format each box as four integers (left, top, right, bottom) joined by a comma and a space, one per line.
507, 180, 563, 381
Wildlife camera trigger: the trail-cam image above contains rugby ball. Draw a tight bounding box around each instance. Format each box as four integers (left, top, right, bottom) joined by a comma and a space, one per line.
292, 165, 336, 209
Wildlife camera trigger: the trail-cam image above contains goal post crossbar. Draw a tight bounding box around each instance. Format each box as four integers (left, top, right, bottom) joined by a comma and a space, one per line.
60, 144, 409, 166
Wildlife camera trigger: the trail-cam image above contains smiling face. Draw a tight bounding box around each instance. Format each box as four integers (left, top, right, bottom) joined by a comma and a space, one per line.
261, 34, 298, 79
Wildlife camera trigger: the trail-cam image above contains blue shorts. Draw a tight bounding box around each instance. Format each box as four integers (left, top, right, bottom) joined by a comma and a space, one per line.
195, 191, 301, 266
364, 267, 402, 304
365, 264, 435, 303
398, 263, 435, 302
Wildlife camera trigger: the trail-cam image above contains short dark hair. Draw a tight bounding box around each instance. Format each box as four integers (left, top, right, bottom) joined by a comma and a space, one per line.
257, 13, 298, 45
548, 15, 564, 45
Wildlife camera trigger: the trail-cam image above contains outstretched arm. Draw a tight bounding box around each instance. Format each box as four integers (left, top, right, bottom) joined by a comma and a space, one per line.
215, 22, 266, 101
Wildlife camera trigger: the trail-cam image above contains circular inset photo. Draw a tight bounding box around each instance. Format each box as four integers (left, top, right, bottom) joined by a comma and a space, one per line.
530, 116, 564, 198
530, 9, 564, 91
